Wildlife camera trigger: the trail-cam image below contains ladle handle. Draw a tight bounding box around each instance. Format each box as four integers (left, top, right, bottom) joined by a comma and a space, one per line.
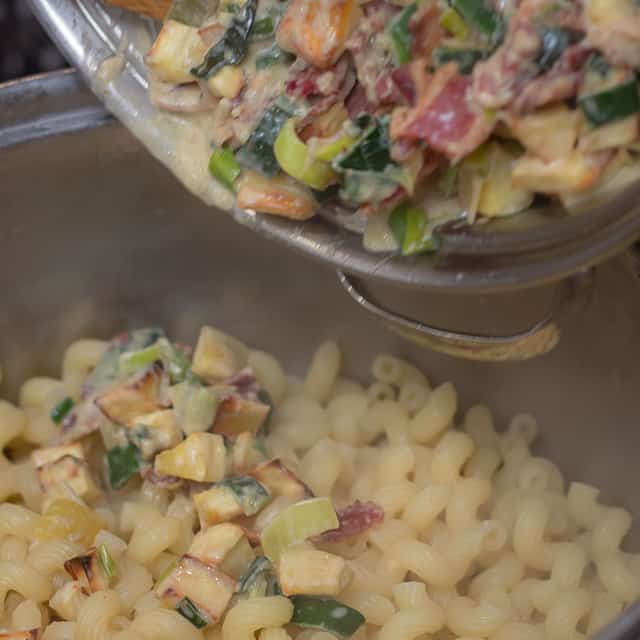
337, 270, 593, 362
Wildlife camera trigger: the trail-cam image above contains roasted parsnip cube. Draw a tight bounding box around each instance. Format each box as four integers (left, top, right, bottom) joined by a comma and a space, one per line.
509, 105, 578, 162
193, 486, 243, 528
32, 442, 84, 468
146, 20, 209, 84
189, 523, 246, 564
207, 66, 246, 100
37, 455, 98, 500
106, 0, 171, 20
49, 580, 88, 621
192, 326, 243, 382
512, 151, 609, 193
95, 365, 167, 427
276, 0, 361, 69
0, 631, 41, 640
189, 523, 255, 579
230, 432, 266, 473
213, 394, 270, 437
278, 548, 352, 596
129, 409, 183, 459
64, 545, 116, 593
249, 459, 312, 500
154, 432, 226, 482
155, 555, 236, 625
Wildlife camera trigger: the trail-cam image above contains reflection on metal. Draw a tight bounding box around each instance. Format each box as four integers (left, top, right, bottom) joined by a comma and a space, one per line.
337, 270, 595, 362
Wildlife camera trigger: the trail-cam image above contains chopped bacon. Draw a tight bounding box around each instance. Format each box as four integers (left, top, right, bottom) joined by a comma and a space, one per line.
224, 368, 258, 396
409, 3, 444, 59
317, 501, 384, 542
472, 20, 541, 110
346, 84, 376, 117
391, 63, 494, 163
345, 1, 401, 112
511, 44, 592, 114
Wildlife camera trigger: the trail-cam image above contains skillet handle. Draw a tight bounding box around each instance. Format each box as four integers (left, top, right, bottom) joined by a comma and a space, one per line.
336, 270, 593, 362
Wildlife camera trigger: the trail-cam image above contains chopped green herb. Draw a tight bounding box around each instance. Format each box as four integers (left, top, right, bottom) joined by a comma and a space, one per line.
451, 0, 503, 45
256, 43, 295, 70
251, 16, 274, 37
51, 396, 74, 424
220, 476, 271, 515
433, 47, 483, 74
238, 556, 281, 598
290, 596, 365, 639
107, 443, 141, 490
176, 597, 209, 629
236, 98, 299, 176
389, 3, 418, 65
191, 0, 257, 79
209, 147, 242, 191
580, 82, 640, 127
97, 544, 117, 580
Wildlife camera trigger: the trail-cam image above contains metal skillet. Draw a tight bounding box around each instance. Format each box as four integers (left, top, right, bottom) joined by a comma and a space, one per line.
26, 0, 640, 360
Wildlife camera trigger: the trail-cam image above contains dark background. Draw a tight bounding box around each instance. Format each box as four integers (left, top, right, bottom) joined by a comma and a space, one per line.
0, 0, 69, 82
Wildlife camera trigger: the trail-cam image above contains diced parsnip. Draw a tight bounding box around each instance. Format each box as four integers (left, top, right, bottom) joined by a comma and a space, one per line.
189, 522, 255, 578
249, 459, 312, 500
220, 535, 255, 579
476, 143, 534, 217
560, 152, 640, 209
230, 432, 266, 473
49, 580, 87, 621
192, 326, 241, 382
37, 456, 98, 501
189, 523, 246, 564
64, 546, 113, 593
213, 394, 270, 437
0, 631, 41, 639
578, 115, 639, 152
207, 66, 246, 100
154, 433, 226, 482
35, 499, 105, 547
32, 443, 84, 468
509, 106, 579, 161
146, 20, 208, 84
194, 476, 270, 529
277, 0, 361, 69
237, 172, 317, 220
131, 410, 183, 459
155, 555, 236, 625
95, 365, 166, 427
279, 548, 352, 596
512, 151, 610, 193
106, 0, 172, 20
194, 486, 244, 528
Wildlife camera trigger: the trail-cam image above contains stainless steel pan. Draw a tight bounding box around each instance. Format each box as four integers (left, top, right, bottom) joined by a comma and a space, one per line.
1, 72, 640, 638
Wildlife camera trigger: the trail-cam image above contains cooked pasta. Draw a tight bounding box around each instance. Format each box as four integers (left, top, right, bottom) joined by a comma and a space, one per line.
0, 325, 636, 639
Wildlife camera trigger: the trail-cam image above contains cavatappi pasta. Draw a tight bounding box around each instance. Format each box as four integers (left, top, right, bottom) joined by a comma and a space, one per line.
0, 326, 636, 639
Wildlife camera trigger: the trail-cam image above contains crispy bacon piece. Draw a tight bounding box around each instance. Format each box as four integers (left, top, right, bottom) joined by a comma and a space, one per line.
391, 63, 494, 162
409, 3, 445, 59
317, 501, 384, 542
511, 44, 592, 114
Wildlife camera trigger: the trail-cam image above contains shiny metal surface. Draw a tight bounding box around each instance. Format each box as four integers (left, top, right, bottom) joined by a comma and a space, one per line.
27, 0, 640, 292
2, 73, 640, 637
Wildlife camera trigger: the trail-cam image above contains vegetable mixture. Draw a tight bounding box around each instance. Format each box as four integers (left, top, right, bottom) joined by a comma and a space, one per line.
27, 327, 379, 635
3, 326, 640, 637
139, 0, 640, 255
